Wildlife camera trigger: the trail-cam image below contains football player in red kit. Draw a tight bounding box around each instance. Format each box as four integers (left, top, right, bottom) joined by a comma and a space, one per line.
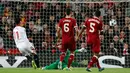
76, 10, 104, 72
56, 8, 78, 70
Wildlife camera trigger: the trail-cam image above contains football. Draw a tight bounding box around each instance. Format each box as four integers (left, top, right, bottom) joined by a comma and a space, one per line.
109, 19, 117, 26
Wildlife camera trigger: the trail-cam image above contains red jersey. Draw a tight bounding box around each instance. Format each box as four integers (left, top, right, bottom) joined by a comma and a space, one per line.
84, 17, 103, 41
58, 18, 77, 42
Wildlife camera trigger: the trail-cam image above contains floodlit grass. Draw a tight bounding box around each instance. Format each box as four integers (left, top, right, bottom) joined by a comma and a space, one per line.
0, 68, 130, 73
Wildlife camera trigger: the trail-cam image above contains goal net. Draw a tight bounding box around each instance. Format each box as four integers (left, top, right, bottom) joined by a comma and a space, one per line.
0, 0, 130, 68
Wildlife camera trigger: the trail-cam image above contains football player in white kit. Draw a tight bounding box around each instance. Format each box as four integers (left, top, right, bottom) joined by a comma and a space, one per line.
13, 17, 39, 69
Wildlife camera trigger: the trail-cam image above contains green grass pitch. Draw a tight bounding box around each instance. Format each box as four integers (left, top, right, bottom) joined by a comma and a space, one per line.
0, 68, 130, 73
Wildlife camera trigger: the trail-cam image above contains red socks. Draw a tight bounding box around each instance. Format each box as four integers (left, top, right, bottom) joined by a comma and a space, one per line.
87, 55, 101, 68
60, 52, 74, 68
60, 52, 66, 62
96, 60, 101, 69
68, 54, 74, 68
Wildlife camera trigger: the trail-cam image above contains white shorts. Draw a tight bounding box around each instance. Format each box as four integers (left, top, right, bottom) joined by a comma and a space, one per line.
16, 42, 36, 56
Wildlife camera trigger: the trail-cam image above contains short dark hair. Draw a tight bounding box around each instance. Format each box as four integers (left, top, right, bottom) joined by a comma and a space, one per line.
66, 8, 72, 15
15, 17, 21, 25
94, 10, 101, 17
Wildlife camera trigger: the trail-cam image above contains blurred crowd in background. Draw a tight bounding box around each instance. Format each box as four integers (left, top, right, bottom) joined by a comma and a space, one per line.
0, 0, 130, 57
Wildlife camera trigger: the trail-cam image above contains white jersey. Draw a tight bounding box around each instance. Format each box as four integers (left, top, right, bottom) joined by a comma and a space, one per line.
13, 26, 29, 46
13, 26, 36, 56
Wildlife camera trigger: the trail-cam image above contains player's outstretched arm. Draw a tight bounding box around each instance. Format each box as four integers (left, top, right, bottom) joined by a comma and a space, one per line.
56, 27, 61, 42
76, 26, 85, 41
74, 26, 79, 39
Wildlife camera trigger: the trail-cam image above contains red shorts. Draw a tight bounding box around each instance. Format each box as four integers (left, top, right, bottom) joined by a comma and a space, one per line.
61, 41, 76, 52
87, 39, 100, 53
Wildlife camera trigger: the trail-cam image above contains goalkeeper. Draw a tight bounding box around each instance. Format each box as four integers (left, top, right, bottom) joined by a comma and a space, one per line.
42, 49, 79, 70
